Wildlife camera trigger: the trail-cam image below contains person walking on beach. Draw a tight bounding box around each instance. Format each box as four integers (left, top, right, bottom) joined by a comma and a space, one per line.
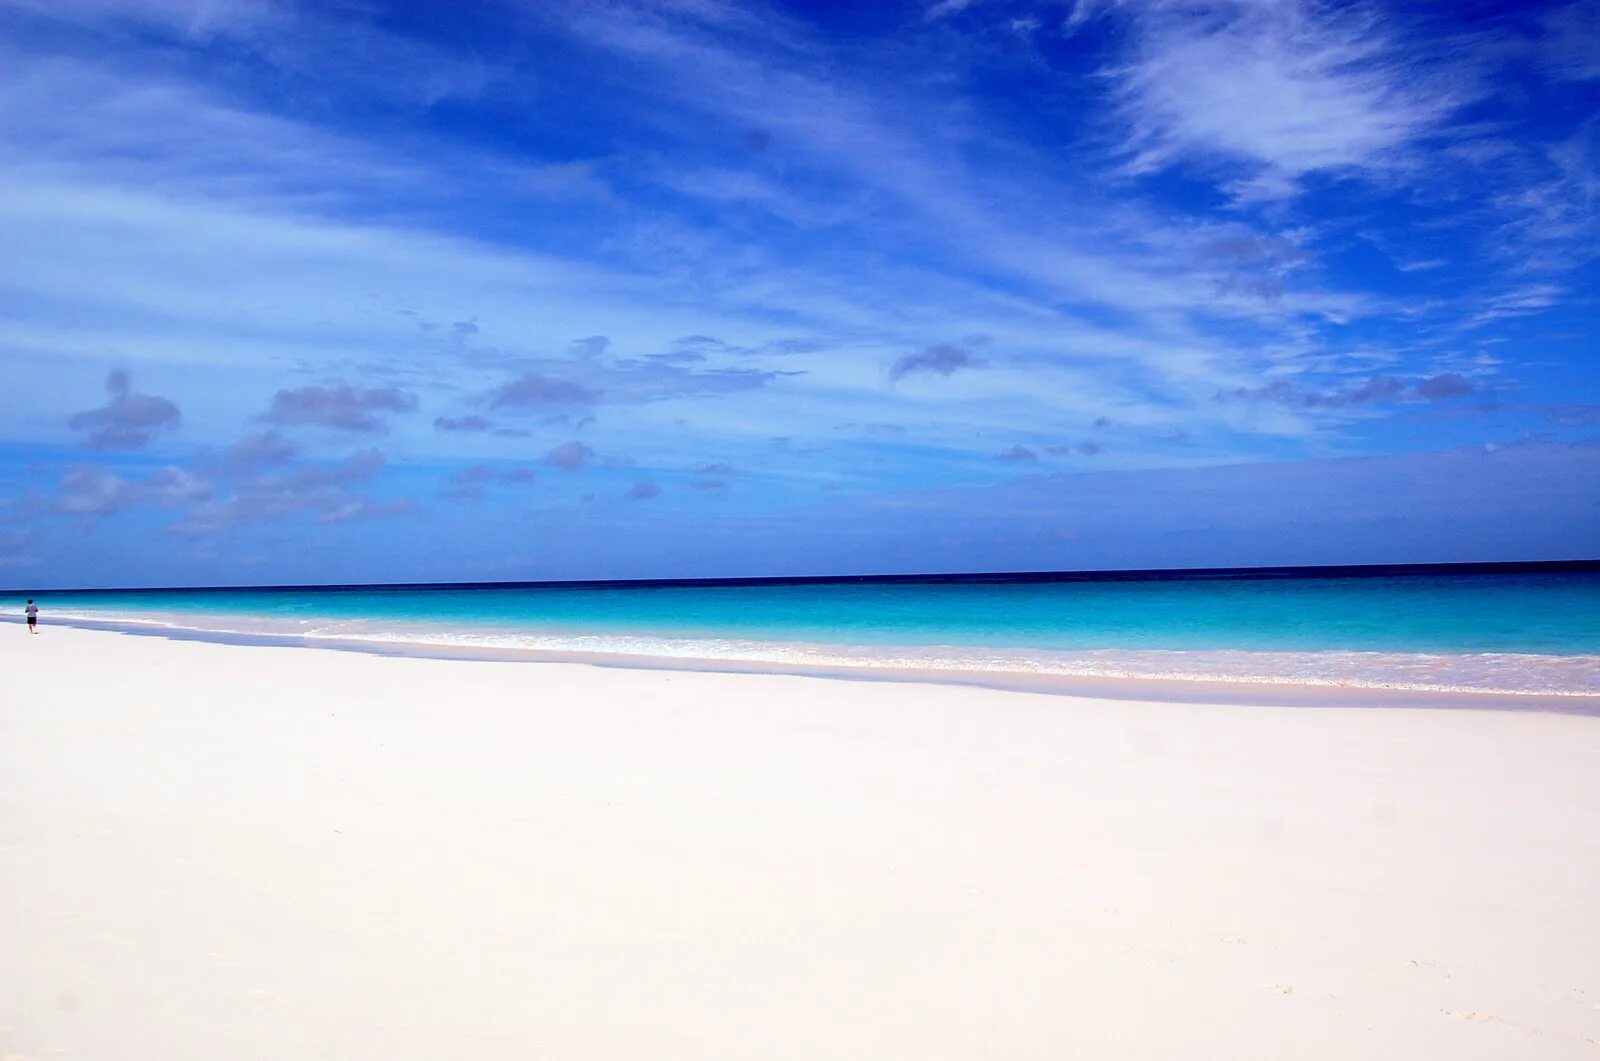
25, 599, 38, 633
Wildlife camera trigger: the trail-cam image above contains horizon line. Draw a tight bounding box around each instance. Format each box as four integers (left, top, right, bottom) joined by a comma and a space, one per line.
7, 557, 1599, 596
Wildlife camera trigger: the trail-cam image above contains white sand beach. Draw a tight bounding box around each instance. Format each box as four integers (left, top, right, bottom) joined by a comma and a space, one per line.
2, 625, 1598, 1059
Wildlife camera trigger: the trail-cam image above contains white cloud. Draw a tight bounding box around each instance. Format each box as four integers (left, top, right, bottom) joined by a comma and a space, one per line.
1487, 124, 1600, 271
1107, 0, 1472, 199
0, 0, 1565, 494
54, 463, 212, 516
1465, 283, 1564, 327
557, 1, 1373, 326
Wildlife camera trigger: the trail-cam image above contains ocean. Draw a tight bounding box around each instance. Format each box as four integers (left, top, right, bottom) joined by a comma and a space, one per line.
10, 565, 1600, 695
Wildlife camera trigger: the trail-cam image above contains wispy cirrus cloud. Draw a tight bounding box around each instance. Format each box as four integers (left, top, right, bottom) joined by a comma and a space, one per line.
1, 0, 1595, 582
1537, 0, 1600, 83
1465, 283, 1565, 327
1104, 0, 1474, 201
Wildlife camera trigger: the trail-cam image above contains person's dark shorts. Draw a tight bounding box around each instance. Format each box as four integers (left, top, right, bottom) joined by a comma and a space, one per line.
26, 616, 35, 627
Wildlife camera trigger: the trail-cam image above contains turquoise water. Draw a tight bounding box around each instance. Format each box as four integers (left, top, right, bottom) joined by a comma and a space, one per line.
11, 571, 1600, 693
12, 571, 1600, 652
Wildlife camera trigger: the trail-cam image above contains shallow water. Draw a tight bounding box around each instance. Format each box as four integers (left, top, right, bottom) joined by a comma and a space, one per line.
13, 569, 1600, 695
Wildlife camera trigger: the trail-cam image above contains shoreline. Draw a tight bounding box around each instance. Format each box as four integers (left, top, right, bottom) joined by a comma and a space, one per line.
27, 612, 1600, 714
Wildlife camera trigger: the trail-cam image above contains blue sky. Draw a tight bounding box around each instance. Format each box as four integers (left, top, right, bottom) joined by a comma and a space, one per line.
1, 0, 1597, 587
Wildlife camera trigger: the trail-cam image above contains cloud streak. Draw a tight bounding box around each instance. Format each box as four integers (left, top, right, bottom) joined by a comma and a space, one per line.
1219, 373, 1477, 409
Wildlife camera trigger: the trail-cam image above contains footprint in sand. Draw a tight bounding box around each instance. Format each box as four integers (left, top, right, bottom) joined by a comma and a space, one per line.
1268, 983, 1294, 995
1443, 1010, 1505, 1024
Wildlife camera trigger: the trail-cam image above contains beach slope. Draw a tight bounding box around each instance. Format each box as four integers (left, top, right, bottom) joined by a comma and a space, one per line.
2, 626, 1597, 1058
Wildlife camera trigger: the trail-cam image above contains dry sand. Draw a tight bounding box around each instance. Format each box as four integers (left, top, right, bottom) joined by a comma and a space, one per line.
2, 625, 1598, 1059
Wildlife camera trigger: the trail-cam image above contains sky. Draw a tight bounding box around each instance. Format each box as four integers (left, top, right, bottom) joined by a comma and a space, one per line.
1, 0, 1597, 588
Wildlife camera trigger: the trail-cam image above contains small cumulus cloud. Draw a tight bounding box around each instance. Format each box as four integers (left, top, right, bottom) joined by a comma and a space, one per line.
546, 441, 596, 471
889, 342, 985, 383
262, 383, 418, 431
55, 464, 212, 517
1414, 372, 1476, 400
173, 449, 405, 534
54, 467, 141, 516
489, 374, 601, 410
996, 445, 1039, 463
281, 448, 387, 489
67, 370, 181, 450
1046, 441, 1103, 457
144, 466, 212, 503
224, 430, 299, 473
433, 414, 495, 432
624, 482, 661, 500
